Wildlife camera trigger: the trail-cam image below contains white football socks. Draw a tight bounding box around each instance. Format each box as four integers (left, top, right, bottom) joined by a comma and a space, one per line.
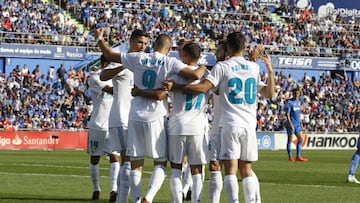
224, 174, 239, 203
242, 176, 256, 203
129, 170, 142, 203
90, 163, 100, 191
144, 165, 166, 202
170, 168, 183, 203
209, 171, 223, 203
117, 161, 131, 203
192, 173, 204, 202
110, 162, 120, 192
251, 170, 261, 203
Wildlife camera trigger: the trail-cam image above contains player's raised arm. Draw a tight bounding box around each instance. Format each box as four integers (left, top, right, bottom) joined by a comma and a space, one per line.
100, 65, 124, 81
95, 28, 122, 63
258, 53, 275, 98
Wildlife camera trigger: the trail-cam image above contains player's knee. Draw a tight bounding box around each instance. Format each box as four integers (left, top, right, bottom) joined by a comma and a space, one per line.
109, 154, 120, 163
154, 158, 167, 166
130, 157, 144, 170
190, 164, 203, 175
90, 156, 100, 165
170, 162, 182, 169
209, 161, 221, 171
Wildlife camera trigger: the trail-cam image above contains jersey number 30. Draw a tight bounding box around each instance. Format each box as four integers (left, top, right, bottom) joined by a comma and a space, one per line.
228, 77, 256, 104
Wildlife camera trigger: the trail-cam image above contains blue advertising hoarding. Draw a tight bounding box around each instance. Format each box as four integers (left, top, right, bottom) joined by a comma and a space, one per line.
250, 0, 360, 18
0, 44, 86, 60
270, 55, 360, 72
257, 132, 275, 150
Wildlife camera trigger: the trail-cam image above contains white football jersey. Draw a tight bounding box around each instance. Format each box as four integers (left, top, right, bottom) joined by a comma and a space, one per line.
104, 63, 133, 128
168, 67, 210, 136
88, 70, 113, 131
206, 56, 261, 129
120, 52, 186, 122
209, 91, 220, 135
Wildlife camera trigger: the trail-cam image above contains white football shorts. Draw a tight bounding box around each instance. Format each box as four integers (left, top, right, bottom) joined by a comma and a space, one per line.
168, 134, 208, 165
218, 126, 258, 161
87, 128, 109, 156
105, 127, 128, 156
126, 117, 167, 160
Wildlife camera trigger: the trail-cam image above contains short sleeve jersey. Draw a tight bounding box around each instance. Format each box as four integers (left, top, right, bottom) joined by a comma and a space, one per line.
88, 70, 113, 131
167, 67, 210, 136
120, 52, 186, 121
286, 99, 301, 124
209, 91, 220, 135
206, 56, 261, 129
104, 63, 134, 128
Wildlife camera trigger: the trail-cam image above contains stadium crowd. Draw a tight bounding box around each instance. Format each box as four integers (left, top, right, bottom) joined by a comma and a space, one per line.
1, 0, 359, 57
0, 64, 91, 131
0, 62, 359, 133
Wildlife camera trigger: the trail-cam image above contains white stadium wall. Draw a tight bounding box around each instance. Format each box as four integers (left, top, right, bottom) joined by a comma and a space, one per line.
257, 132, 359, 150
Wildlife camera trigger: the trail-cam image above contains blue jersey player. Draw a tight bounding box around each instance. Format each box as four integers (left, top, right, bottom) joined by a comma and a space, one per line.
347, 135, 360, 184
286, 87, 307, 162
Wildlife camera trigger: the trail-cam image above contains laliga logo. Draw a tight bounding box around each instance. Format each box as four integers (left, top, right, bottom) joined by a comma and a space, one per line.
0, 135, 22, 146
293, 134, 308, 147
318, 2, 360, 18
295, 0, 312, 10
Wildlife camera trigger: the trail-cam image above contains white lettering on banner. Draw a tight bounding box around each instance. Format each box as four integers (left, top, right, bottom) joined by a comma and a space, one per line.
327, 8, 360, 18
0, 47, 15, 53
351, 61, 360, 70
248, 0, 280, 6
66, 51, 83, 58
0, 136, 11, 146
278, 57, 312, 67
23, 136, 60, 145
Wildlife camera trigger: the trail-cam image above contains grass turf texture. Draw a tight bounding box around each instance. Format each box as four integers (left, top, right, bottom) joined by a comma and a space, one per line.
1, 150, 360, 203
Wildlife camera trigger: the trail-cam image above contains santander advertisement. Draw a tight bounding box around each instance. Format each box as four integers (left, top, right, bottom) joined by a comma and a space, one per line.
0, 131, 88, 150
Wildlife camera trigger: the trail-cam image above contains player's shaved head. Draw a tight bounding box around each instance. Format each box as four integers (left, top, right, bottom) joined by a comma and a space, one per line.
153, 34, 172, 52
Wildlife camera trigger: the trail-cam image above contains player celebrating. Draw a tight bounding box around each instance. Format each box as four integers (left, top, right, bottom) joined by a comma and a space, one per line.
166, 42, 210, 203
95, 29, 206, 203
100, 29, 150, 202
87, 56, 113, 201
164, 32, 275, 203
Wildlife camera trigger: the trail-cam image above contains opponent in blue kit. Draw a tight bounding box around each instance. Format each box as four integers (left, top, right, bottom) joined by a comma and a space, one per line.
286, 87, 307, 162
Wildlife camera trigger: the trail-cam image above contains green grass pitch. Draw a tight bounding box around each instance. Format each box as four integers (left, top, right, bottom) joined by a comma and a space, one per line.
1, 149, 360, 203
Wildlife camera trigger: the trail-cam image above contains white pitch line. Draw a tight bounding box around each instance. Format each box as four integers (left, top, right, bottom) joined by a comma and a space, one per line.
0, 163, 153, 174
0, 171, 341, 189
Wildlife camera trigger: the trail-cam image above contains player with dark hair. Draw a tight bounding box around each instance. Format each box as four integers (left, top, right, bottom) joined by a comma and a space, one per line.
95, 29, 206, 203
166, 42, 209, 202
164, 31, 274, 203
100, 29, 150, 202
286, 87, 308, 162
87, 55, 113, 201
